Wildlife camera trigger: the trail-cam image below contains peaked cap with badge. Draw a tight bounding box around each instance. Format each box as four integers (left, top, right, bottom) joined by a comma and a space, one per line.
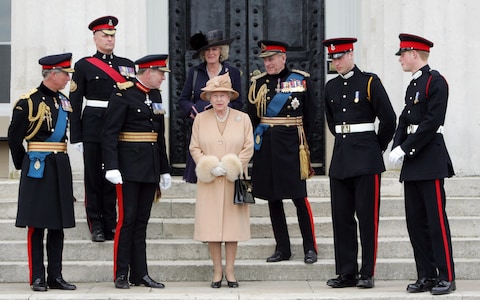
39, 52, 75, 73
257, 40, 289, 58
88, 15, 118, 35
322, 37, 357, 59
135, 54, 171, 72
395, 33, 434, 55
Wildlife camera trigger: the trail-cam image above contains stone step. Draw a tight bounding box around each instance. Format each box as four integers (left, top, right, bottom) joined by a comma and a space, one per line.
1, 237, 479, 262
1, 258, 479, 283
0, 280, 479, 300
1, 196, 479, 220
2, 175, 480, 199
1, 215, 479, 241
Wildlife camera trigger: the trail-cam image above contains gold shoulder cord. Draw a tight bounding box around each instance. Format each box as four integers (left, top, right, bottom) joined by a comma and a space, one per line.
20, 89, 51, 140
248, 79, 268, 118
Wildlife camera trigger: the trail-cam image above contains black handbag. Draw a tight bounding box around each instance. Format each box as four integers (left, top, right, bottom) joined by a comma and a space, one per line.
233, 175, 255, 205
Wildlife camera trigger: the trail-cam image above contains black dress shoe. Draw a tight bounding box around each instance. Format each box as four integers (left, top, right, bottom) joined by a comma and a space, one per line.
431, 280, 456, 295
132, 275, 165, 288
104, 230, 115, 241
304, 250, 317, 264
356, 275, 374, 288
406, 277, 437, 293
91, 229, 105, 242
115, 275, 130, 289
266, 251, 290, 262
48, 276, 76, 290
326, 274, 358, 288
31, 278, 47, 292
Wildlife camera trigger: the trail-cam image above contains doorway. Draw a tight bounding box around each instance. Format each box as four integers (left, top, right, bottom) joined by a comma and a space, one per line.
168, 0, 326, 175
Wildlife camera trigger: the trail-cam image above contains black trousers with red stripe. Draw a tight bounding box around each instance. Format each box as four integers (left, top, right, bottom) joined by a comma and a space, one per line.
330, 174, 380, 277
27, 227, 64, 284
404, 179, 455, 282
113, 181, 156, 282
268, 197, 317, 257
83, 142, 117, 234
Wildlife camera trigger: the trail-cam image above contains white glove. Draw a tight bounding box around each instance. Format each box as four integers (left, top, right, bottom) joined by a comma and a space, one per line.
211, 165, 227, 177
389, 146, 406, 168
105, 169, 123, 184
72, 142, 83, 153
159, 173, 172, 190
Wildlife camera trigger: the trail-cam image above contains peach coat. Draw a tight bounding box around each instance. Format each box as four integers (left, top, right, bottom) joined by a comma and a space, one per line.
190, 108, 254, 242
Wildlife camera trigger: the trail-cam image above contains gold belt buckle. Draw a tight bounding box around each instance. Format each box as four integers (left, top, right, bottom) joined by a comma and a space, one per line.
341, 124, 351, 133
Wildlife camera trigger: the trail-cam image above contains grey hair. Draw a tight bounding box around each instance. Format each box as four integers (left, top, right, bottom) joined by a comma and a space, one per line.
41, 69, 62, 78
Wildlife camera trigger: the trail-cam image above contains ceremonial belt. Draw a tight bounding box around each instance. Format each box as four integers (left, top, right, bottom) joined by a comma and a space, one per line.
119, 132, 158, 142
86, 57, 127, 83
27, 98, 68, 178
407, 124, 444, 134
335, 122, 375, 134
27, 142, 67, 153
260, 116, 303, 127
85, 99, 109, 108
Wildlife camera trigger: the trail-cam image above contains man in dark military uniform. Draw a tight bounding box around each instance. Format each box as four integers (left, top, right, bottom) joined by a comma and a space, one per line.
323, 38, 396, 289
69, 16, 135, 242
8, 53, 77, 292
390, 33, 455, 295
102, 55, 172, 289
247, 40, 318, 264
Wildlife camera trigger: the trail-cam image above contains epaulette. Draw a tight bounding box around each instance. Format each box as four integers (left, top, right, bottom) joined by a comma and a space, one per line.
117, 81, 134, 90
250, 71, 267, 82
19, 88, 38, 100
362, 71, 378, 78
292, 69, 310, 78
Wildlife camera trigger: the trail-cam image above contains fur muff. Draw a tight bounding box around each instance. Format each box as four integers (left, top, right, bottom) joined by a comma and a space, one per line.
221, 153, 242, 182
195, 155, 220, 183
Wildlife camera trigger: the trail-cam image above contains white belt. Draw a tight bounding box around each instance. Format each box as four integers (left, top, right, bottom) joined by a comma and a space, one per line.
335, 123, 375, 134
85, 100, 109, 108
407, 125, 444, 134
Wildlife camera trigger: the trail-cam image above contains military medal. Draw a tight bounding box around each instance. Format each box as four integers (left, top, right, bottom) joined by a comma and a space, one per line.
59, 94, 73, 112
152, 102, 165, 115
414, 91, 420, 104
144, 95, 152, 107
119, 66, 136, 78
291, 97, 300, 110
354, 91, 359, 103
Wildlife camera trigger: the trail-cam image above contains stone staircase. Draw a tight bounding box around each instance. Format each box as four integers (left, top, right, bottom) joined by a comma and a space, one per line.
0, 174, 479, 284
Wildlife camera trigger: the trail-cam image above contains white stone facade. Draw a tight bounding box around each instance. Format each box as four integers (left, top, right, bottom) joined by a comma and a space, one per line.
4, 0, 479, 176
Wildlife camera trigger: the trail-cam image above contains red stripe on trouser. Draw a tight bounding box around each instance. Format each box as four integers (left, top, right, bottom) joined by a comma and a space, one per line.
435, 179, 453, 281
113, 184, 124, 281
372, 174, 380, 276
304, 197, 317, 253
27, 227, 34, 285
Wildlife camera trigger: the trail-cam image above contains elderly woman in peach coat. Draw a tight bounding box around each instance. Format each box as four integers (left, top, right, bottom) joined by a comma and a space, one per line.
189, 73, 254, 288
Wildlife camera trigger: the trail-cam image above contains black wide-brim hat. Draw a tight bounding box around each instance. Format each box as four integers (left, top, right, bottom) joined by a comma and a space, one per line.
190, 29, 234, 59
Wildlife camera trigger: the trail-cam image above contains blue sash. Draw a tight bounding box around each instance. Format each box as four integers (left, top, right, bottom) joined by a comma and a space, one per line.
254, 72, 304, 150
27, 95, 68, 178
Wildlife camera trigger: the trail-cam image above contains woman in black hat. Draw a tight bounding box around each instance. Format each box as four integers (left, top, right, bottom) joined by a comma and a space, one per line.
178, 29, 244, 184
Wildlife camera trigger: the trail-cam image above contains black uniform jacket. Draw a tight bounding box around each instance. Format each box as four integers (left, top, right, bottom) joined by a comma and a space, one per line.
69, 51, 135, 143
102, 80, 170, 183
392, 65, 454, 181
325, 65, 396, 179
247, 67, 316, 200
8, 83, 75, 229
